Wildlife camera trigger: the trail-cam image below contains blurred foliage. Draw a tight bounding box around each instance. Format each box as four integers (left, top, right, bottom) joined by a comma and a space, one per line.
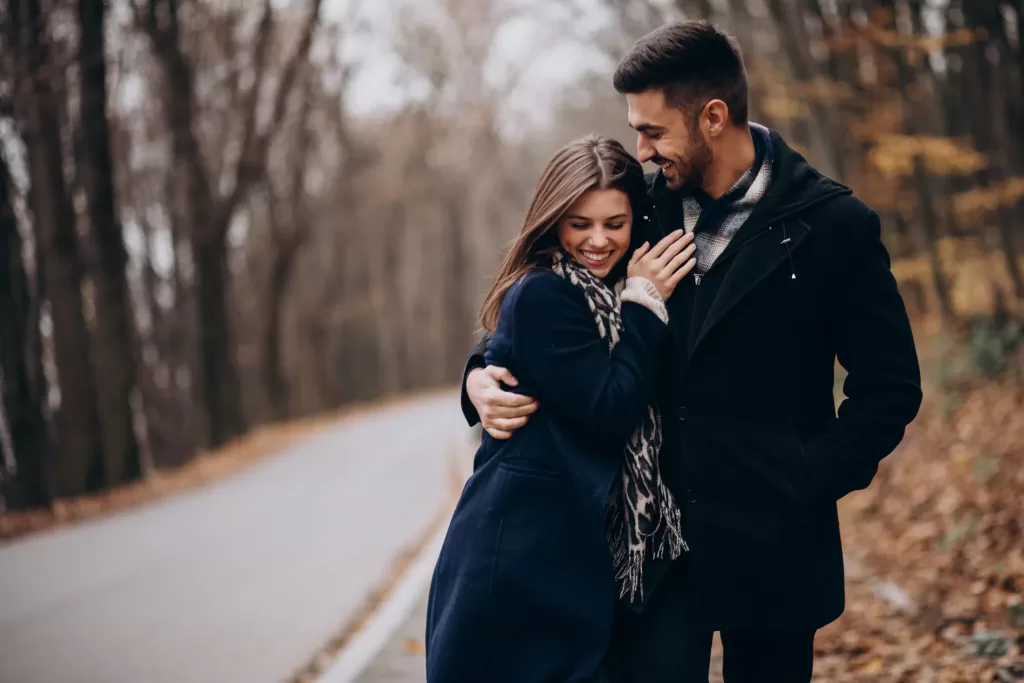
934, 313, 1024, 393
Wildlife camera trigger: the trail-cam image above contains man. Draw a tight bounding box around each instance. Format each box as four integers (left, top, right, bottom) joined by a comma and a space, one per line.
460, 21, 922, 682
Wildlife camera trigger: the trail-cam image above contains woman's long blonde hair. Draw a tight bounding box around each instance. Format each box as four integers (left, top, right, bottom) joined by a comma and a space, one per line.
479, 135, 648, 332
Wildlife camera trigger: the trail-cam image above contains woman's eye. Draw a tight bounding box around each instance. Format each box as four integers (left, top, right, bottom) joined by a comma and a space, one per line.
608, 223, 625, 230
571, 223, 589, 229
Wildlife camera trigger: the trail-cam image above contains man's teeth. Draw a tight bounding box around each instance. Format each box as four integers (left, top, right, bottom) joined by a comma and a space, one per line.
581, 251, 610, 262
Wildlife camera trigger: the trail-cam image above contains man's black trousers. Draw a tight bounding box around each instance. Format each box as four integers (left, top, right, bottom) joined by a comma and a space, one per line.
602, 560, 816, 683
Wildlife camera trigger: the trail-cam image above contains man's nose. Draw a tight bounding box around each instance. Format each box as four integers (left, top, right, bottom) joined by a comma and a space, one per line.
636, 134, 654, 163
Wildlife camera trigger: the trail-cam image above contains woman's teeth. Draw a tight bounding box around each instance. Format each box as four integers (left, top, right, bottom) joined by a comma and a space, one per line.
581, 250, 610, 262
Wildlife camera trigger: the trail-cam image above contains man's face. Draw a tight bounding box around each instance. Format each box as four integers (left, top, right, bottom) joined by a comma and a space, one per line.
627, 89, 711, 193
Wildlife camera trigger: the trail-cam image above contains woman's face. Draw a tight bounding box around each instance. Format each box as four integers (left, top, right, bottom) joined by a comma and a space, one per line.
556, 188, 633, 279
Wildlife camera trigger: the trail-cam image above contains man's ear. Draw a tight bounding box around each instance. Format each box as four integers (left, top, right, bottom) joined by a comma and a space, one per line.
702, 99, 730, 138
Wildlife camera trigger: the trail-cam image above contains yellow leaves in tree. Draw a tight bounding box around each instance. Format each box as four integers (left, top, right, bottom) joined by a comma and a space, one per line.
760, 95, 810, 122
790, 79, 856, 105
868, 135, 987, 178
953, 177, 1024, 222
851, 101, 904, 140
860, 23, 985, 53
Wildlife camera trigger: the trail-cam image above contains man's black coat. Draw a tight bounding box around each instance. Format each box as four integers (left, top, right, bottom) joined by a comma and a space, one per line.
461, 131, 922, 630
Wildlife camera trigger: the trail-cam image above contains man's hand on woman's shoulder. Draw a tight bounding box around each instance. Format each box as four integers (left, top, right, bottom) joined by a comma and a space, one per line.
466, 365, 538, 439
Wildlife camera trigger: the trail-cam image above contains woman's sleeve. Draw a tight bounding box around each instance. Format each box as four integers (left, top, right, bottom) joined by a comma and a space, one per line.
511, 273, 671, 447
458, 337, 488, 427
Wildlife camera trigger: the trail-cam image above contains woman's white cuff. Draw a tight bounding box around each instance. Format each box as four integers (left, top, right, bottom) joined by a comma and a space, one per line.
621, 276, 668, 324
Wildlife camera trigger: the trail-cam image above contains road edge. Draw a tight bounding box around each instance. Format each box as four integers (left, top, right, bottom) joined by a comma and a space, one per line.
288, 429, 475, 683
316, 519, 448, 683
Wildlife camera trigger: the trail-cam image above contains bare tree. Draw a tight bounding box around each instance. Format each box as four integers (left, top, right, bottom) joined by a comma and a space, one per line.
0, 146, 50, 509
135, 0, 323, 447
10, 0, 103, 496
259, 65, 317, 419
78, 0, 142, 486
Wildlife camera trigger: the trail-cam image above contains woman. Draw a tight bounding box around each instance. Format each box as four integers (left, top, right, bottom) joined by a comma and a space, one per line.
425, 135, 696, 683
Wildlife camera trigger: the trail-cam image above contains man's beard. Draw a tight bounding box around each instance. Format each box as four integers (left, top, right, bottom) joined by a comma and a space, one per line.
658, 129, 712, 193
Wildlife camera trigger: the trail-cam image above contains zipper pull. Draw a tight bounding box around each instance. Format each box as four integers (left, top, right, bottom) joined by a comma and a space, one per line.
694, 274, 702, 286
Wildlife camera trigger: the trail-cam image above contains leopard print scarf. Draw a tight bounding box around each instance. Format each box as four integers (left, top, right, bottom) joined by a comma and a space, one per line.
552, 251, 687, 603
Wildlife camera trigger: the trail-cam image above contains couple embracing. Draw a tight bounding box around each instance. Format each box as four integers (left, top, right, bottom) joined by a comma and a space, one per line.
424, 20, 922, 683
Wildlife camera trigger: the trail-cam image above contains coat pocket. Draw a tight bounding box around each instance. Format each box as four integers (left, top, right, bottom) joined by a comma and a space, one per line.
683, 417, 810, 524
498, 460, 564, 480
490, 464, 577, 597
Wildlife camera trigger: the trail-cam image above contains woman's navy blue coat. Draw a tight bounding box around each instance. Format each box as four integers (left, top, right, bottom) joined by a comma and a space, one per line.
425, 269, 670, 683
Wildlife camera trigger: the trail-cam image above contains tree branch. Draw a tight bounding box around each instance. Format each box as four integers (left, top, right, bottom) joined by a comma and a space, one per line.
230, 0, 274, 211
217, 0, 323, 234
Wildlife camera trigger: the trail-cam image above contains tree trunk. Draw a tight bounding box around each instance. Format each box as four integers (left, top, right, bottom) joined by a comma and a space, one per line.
142, 0, 320, 445
910, 155, 955, 322
1011, 0, 1024, 167
0, 149, 50, 510
887, 1, 955, 324
961, 0, 1024, 300
764, 0, 844, 179
14, 0, 103, 496
193, 239, 245, 446
77, 0, 141, 486
986, 52, 1024, 299
444, 194, 472, 379
150, 22, 246, 447
261, 237, 299, 419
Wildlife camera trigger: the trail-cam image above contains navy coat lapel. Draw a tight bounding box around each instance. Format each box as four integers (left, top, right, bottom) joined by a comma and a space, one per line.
690, 219, 811, 356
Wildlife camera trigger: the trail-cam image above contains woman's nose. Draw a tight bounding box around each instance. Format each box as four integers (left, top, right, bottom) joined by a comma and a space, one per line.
588, 230, 609, 248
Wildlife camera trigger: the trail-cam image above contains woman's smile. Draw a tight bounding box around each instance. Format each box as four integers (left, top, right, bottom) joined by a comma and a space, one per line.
580, 249, 612, 265
557, 188, 633, 279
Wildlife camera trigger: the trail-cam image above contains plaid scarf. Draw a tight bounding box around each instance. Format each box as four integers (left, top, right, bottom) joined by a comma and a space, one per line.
683, 123, 774, 273
551, 251, 687, 603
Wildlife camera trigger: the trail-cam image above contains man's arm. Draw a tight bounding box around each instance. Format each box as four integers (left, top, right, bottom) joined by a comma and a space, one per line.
460, 338, 538, 439
802, 205, 923, 502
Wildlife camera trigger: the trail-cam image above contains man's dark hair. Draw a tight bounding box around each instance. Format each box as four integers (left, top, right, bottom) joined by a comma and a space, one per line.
613, 21, 749, 126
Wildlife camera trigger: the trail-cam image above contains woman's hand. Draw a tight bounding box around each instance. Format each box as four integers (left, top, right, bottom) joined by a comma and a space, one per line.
627, 230, 697, 300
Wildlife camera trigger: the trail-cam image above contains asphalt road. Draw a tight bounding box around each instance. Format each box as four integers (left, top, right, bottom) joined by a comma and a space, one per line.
0, 392, 465, 683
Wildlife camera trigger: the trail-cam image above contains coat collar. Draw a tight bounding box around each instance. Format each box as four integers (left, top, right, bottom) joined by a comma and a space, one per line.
646, 130, 852, 358
688, 218, 810, 355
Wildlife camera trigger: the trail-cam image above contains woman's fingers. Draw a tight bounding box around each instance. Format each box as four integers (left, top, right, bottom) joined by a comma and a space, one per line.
630, 241, 651, 264
666, 257, 698, 289
662, 243, 697, 276
646, 229, 685, 260
653, 231, 694, 267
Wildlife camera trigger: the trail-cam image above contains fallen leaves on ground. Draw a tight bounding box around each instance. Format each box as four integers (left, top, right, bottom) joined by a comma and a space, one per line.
811, 380, 1024, 681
